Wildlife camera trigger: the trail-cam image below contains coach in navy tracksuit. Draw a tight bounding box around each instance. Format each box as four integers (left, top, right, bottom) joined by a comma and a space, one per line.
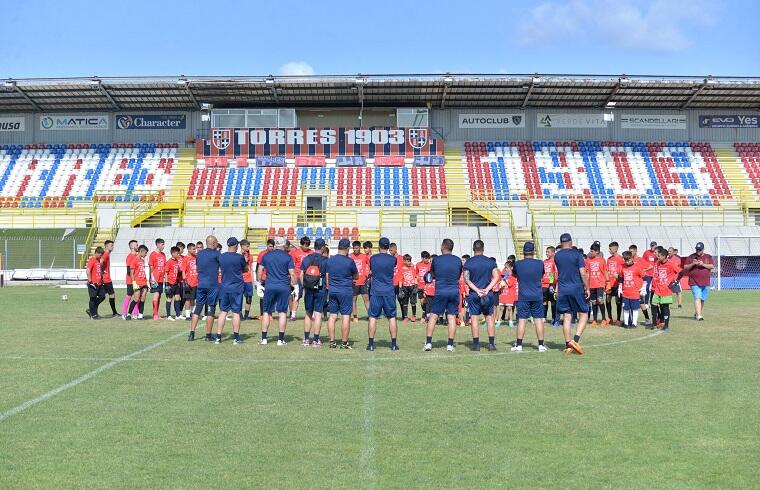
366, 237, 399, 351
423, 238, 462, 352
325, 238, 358, 349
259, 236, 296, 346
189, 235, 221, 342
215, 237, 249, 345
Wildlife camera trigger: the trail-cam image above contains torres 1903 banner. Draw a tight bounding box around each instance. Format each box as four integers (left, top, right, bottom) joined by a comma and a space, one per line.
198, 127, 443, 159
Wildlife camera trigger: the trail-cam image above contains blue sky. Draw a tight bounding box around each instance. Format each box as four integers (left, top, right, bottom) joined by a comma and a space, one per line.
1, 0, 757, 78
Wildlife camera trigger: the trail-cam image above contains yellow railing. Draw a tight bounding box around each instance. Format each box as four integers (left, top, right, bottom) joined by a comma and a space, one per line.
530, 204, 740, 226
79, 224, 98, 268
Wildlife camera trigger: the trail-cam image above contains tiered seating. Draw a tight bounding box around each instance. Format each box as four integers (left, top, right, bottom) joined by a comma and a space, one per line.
0, 143, 177, 208
260, 167, 298, 207
735, 142, 760, 193
374, 167, 410, 207
268, 226, 360, 241
411, 166, 446, 204
464, 141, 733, 207
337, 167, 372, 207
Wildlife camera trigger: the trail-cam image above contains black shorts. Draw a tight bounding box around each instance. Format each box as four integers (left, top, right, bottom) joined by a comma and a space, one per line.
589, 288, 605, 302
398, 285, 418, 303
543, 287, 555, 302
165, 283, 181, 297
183, 286, 197, 301
150, 282, 164, 294
127, 285, 148, 296
607, 285, 620, 300
353, 284, 369, 296
88, 283, 104, 299
418, 290, 426, 300
103, 282, 115, 295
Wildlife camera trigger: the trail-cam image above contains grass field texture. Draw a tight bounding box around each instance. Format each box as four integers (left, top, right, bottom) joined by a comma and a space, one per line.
1, 286, 758, 489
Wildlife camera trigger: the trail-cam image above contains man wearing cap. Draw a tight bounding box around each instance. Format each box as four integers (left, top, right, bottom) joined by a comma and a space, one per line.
326, 238, 359, 349
258, 236, 297, 346
511, 242, 548, 352
214, 237, 249, 344
366, 237, 400, 351
423, 238, 463, 352
189, 235, 221, 342
554, 233, 589, 355
683, 242, 714, 321
462, 240, 500, 351
301, 238, 328, 346
289, 236, 312, 322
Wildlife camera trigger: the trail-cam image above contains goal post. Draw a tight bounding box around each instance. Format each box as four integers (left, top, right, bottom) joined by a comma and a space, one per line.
716, 235, 760, 290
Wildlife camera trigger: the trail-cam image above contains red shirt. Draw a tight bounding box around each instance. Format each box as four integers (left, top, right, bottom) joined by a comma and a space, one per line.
133, 256, 147, 287
652, 260, 680, 297
165, 257, 181, 285
351, 253, 370, 286
642, 250, 656, 277
242, 250, 254, 283
87, 256, 103, 285
606, 255, 625, 288
621, 264, 645, 300
684, 253, 713, 287
148, 250, 166, 282
416, 260, 434, 296
125, 253, 138, 283
182, 254, 198, 287
256, 249, 270, 281
101, 249, 112, 284
585, 256, 607, 289
541, 258, 556, 288
499, 274, 517, 305
290, 247, 312, 279
399, 264, 417, 287
393, 254, 404, 286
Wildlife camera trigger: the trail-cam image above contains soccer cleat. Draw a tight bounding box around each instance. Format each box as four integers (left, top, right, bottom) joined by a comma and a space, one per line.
471, 344, 480, 352
214, 337, 221, 344
366, 344, 376, 351
488, 344, 496, 352
677, 304, 683, 308
233, 338, 243, 345
122, 314, 131, 321
329, 340, 338, 349
446, 344, 455, 352
277, 339, 287, 346
510, 345, 523, 352
403, 317, 410, 323
508, 321, 515, 329
290, 314, 297, 322
697, 315, 704, 321
390, 344, 400, 351
352, 315, 359, 323
614, 320, 622, 327
568, 340, 584, 355
590, 320, 598, 326
201, 315, 208, 321
187, 331, 195, 341
153, 315, 160, 321
645, 323, 655, 330
166, 316, 175, 321
312, 339, 323, 347
563, 347, 575, 355
551, 320, 561, 329
411, 316, 417, 322
259, 338, 268, 345
601, 320, 610, 326
204, 335, 215, 342
177, 315, 186, 320
85, 309, 92, 318
91, 314, 101, 320
423, 343, 432, 352
137, 314, 144, 320
538, 344, 549, 353
340, 342, 352, 350
302, 339, 311, 346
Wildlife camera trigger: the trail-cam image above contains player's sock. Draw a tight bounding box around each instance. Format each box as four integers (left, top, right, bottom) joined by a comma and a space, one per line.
599, 303, 606, 320
122, 296, 130, 314
233, 331, 240, 341
515, 338, 523, 347
313, 334, 320, 342
243, 309, 250, 320
176, 303, 182, 317
538, 339, 545, 346
662, 305, 670, 327
304, 331, 310, 341
642, 309, 650, 320
488, 335, 495, 346
472, 337, 479, 347
138, 301, 145, 315
632, 310, 639, 325
623, 310, 631, 326
651, 305, 660, 324
278, 331, 285, 342
447, 338, 454, 346
368, 337, 374, 347
616, 299, 622, 321
400, 304, 408, 319
152, 300, 159, 316
127, 300, 136, 316
573, 334, 581, 343
391, 337, 397, 348
165, 302, 172, 317
215, 333, 222, 341
411, 304, 417, 317
261, 331, 268, 340
108, 298, 117, 315
605, 302, 613, 320
592, 304, 598, 322
426, 336, 432, 345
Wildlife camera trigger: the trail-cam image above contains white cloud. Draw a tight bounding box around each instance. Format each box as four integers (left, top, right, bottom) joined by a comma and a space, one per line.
516, 0, 718, 52
279, 61, 316, 76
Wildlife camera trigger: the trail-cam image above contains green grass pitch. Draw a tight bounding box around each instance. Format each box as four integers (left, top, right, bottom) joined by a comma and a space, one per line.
0, 286, 758, 489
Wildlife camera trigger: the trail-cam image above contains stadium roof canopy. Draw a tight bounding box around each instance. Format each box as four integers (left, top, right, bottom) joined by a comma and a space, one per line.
1, 74, 759, 112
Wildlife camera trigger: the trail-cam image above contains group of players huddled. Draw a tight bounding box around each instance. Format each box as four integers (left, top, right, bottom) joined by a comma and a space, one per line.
84, 231, 714, 355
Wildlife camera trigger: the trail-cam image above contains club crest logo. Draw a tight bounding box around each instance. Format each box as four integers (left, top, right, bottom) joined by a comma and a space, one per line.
212, 129, 231, 150
407, 128, 428, 149
512, 115, 522, 126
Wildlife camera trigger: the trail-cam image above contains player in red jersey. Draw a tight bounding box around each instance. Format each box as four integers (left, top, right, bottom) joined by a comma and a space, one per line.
148, 238, 166, 320
122, 239, 139, 318
240, 239, 256, 320
651, 246, 680, 331
619, 250, 646, 328
174, 242, 187, 318
100, 240, 118, 317
606, 241, 625, 325
182, 242, 198, 319
629, 244, 654, 326
585, 241, 608, 326
86, 246, 106, 319
667, 247, 684, 308
457, 255, 471, 328
497, 261, 517, 328
541, 246, 558, 327
164, 246, 182, 320
415, 251, 433, 321
642, 240, 658, 309
350, 240, 370, 323
255, 239, 275, 318
289, 236, 312, 321
397, 254, 419, 322
389, 242, 404, 307
125, 245, 149, 320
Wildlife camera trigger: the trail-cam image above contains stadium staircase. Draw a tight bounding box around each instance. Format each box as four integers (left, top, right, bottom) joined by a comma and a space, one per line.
712, 143, 756, 206
81, 226, 115, 267
129, 148, 196, 227
444, 147, 501, 226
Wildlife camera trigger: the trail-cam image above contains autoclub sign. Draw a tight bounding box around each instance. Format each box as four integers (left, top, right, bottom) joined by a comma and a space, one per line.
458, 113, 525, 128
40, 114, 108, 130
116, 114, 186, 130
699, 115, 760, 128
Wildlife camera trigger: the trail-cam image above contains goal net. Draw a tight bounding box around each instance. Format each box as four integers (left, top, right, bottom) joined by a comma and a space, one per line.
716, 235, 760, 290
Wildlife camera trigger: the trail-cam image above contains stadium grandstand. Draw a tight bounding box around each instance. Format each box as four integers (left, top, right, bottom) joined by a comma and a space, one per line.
1, 73, 759, 286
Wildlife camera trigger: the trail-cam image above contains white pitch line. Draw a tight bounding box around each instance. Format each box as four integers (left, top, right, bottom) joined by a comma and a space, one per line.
358, 355, 378, 488
0, 330, 665, 366
0, 331, 185, 423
